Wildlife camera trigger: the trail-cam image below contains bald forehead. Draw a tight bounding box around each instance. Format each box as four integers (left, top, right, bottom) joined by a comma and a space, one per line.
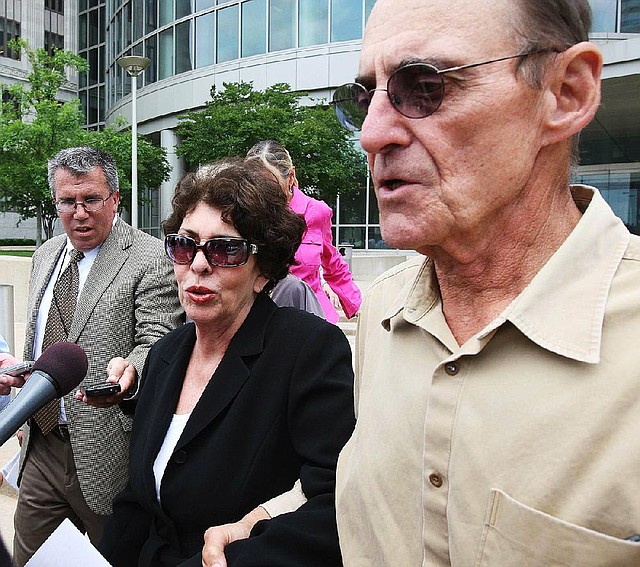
361, 0, 519, 76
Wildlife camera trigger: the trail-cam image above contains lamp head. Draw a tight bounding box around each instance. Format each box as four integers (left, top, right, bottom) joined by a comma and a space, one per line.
117, 55, 151, 77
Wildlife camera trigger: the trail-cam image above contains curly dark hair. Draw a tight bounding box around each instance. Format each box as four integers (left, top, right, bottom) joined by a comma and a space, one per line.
163, 157, 305, 294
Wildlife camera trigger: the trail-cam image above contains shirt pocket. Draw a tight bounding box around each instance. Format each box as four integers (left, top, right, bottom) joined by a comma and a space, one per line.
475, 489, 640, 567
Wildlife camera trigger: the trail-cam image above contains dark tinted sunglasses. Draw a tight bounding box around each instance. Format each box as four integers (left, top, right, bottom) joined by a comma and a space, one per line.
332, 50, 554, 132
165, 234, 258, 267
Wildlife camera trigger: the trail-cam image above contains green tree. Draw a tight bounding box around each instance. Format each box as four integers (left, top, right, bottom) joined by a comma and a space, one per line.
0, 39, 170, 244
175, 82, 366, 203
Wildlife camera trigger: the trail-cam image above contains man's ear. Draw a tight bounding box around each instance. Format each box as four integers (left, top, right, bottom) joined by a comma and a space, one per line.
541, 42, 602, 146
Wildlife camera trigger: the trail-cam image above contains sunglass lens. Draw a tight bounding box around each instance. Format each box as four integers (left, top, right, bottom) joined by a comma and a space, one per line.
204, 239, 249, 267
389, 65, 444, 119
166, 235, 195, 264
333, 84, 370, 132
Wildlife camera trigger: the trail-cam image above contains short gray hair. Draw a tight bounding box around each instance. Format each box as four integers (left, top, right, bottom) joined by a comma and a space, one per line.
48, 146, 119, 199
511, 0, 592, 89
509, 0, 593, 167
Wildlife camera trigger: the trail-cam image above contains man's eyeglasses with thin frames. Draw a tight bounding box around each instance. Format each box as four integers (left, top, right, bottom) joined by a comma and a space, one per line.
332, 49, 557, 132
55, 196, 112, 214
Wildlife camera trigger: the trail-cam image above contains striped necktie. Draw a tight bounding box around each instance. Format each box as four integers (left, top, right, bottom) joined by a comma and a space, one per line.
33, 249, 84, 435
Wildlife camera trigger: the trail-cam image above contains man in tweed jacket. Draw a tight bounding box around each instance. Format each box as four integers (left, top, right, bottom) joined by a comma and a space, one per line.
8, 147, 183, 565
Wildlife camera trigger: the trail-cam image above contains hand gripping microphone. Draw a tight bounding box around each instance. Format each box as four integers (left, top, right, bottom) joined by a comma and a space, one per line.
0, 342, 88, 446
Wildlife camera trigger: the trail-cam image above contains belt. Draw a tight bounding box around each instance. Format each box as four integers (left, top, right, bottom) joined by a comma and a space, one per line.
29, 419, 71, 441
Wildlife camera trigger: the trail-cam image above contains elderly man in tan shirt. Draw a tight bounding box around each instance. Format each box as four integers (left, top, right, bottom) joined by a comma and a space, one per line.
331, 0, 640, 565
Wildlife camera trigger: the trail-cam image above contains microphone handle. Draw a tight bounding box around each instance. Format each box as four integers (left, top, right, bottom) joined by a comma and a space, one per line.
0, 371, 59, 446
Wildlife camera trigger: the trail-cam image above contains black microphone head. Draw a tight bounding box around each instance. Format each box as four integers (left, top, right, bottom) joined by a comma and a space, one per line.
32, 342, 88, 396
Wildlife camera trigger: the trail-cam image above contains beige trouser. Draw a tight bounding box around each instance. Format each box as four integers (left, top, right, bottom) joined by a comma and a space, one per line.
12, 425, 106, 566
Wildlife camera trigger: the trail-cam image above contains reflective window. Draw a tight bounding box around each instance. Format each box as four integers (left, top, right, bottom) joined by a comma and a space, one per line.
195, 12, 215, 68
79, 59, 88, 88
269, 0, 295, 52
133, 1, 143, 40
367, 227, 390, 249
89, 86, 99, 124
299, 0, 328, 47
99, 6, 105, 43
99, 85, 105, 122
175, 19, 193, 74
621, 0, 640, 32
331, 0, 361, 41
337, 226, 365, 249
158, 27, 173, 79
574, 170, 640, 235
176, 0, 193, 19
365, 0, 376, 20
145, 0, 157, 33
217, 4, 239, 63
90, 8, 100, 44
159, 0, 173, 27
88, 47, 99, 85
242, 0, 266, 57
145, 34, 157, 83
114, 8, 122, 54
196, 0, 216, 10
79, 13, 88, 49
124, 2, 132, 47
591, 0, 617, 31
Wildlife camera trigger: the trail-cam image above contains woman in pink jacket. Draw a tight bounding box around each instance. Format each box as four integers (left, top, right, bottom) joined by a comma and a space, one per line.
247, 140, 361, 323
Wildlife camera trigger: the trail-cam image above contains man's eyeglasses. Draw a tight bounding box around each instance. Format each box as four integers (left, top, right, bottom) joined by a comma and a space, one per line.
55, 196, 111, 214
165, 234, 258, 268
332, 50, 555, 132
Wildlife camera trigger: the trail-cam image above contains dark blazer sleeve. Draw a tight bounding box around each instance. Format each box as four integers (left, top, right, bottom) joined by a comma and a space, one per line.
99, 353, 158, 567
216, 320, 355, 567
99, 481, 154, 567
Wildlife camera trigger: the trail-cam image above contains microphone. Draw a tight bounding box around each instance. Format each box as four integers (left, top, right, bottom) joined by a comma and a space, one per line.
0, 342, 88, 446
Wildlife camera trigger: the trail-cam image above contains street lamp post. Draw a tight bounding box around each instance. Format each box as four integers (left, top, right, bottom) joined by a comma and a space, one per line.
117, 55, 151, 229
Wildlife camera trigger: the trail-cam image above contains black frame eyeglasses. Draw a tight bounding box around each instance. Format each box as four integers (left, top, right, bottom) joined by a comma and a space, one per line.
332, 50, 556, 132
55, 196, 111, 214
165, 234, 259, 268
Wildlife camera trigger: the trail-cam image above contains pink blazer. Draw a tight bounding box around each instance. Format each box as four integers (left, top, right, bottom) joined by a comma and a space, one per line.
289, 187, 362, 323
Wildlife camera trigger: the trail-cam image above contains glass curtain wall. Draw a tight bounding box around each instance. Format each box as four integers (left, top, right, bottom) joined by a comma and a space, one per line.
0, 0, 21, 61
591, 0, 640, 32
574, 169, 640, 235
79, 0, 106, 129
107, 0, 373, 106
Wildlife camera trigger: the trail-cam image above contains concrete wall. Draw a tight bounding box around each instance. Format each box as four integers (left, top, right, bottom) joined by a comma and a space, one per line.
350, 251, 419, 280
0, 212, 64, 242
0, 256, 32, 357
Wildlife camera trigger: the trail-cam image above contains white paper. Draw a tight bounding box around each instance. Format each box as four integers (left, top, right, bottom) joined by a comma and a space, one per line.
25, 519, 112, 566
0, 449, 19, 491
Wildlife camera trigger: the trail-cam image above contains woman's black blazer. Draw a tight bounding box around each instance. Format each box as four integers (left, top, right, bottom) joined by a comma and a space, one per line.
100, 292, 355, 566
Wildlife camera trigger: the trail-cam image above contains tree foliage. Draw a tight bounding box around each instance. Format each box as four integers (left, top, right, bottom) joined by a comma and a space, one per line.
0, 39, 170, 244
175, 82, 366, 203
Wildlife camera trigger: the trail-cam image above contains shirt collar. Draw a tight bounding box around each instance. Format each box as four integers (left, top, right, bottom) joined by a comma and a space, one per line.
384, 186, 630, 363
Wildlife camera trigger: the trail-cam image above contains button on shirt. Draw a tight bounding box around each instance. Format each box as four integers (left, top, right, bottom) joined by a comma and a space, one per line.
336, 186, 640, 566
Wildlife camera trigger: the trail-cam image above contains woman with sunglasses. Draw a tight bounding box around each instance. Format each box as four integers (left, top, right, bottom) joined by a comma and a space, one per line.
99, 158, 355, 567
246, 140, 362, 324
